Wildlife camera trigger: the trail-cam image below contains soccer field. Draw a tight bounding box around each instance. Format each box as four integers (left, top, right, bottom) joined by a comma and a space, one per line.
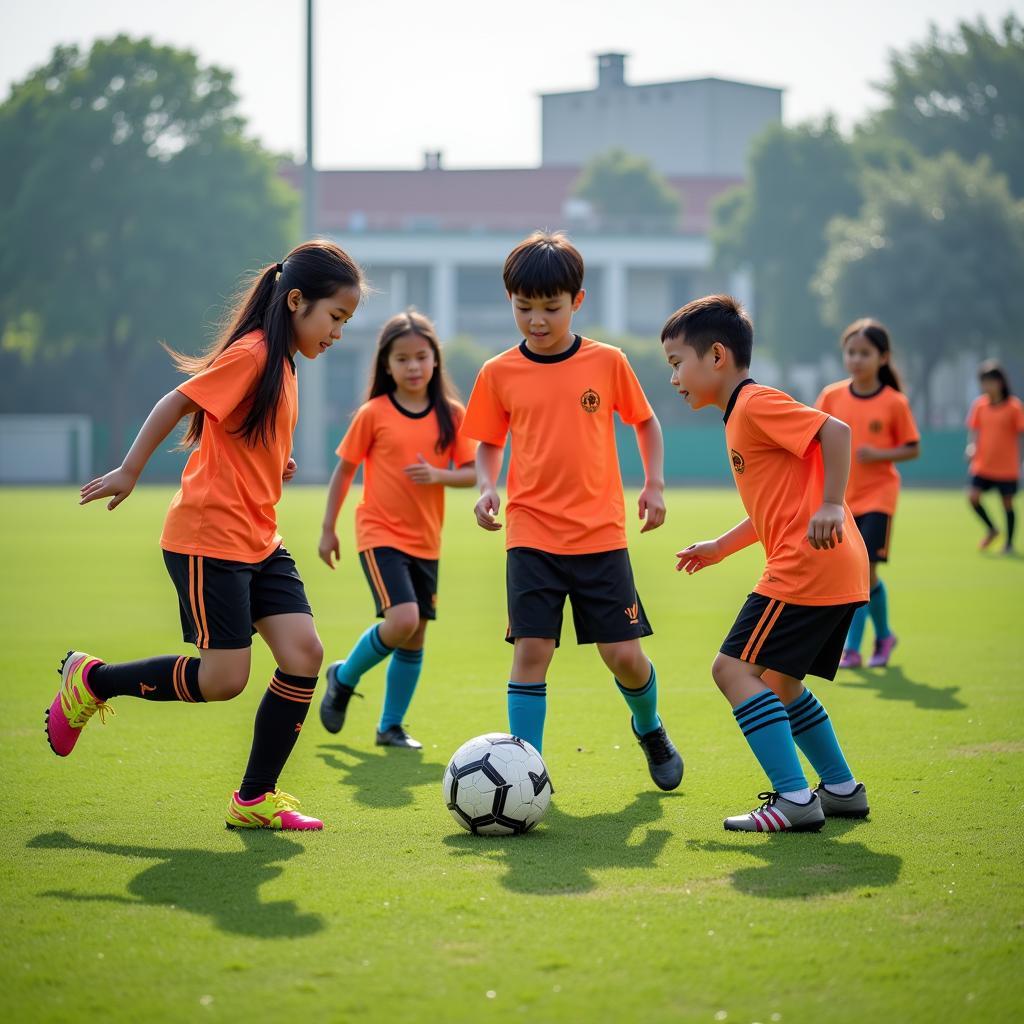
3, 486, 1022, 1023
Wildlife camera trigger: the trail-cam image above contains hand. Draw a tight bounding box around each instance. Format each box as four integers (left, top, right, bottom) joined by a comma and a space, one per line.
638, 484, 666, 533
675, 539, 723, 574
964, 442, 976, 461
404, 454, 440, 485
80, 466, 138, 510
855, 446, 881, 463
318, 527, 340, 569
474, 488, 502, 531
283, 457, 297, 482
807, 502, 845, 550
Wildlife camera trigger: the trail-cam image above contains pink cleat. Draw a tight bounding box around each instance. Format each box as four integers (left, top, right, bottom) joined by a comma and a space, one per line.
226, 790, 324, 830
868, 634, 898, 668
838, 648, 862, 669
978, 530, 999, 551
45, 651, 112, 757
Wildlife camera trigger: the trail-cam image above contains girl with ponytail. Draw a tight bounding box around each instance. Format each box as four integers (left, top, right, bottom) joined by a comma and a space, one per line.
46, 240, 365, 832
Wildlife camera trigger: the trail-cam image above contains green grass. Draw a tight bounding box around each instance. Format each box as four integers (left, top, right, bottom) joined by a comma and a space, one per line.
3, 486, 1022, 1023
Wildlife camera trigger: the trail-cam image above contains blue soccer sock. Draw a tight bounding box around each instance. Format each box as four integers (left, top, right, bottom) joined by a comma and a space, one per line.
336, 624, 393, 690
615, 663, 661, 735
379, 647, 423, 732
845, 604, 869, 652
785, 688, 854, 787
732, 690, 807, 795
869, 580, 891, 641
507, 682, 547, 753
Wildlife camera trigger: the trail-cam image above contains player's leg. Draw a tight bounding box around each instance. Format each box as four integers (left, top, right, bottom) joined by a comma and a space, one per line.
968, 481, 999, 548
840, 514, 874, 668
861, 515, 897, 667
377, 614, 427, 748
1000, 486, 1016, 553
508, 637, 556, 752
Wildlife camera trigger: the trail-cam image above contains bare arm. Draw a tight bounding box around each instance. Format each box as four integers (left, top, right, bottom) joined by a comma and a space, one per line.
634, 415, 666, 533
319, 459, 359, 569
965, 429, 978, 461
857, 441, 920, 464
473, 442, 505, 532
808, 416, 851, 550
676, 517, 758, 574
80, 389, 198, 510
403, 456, 477, 488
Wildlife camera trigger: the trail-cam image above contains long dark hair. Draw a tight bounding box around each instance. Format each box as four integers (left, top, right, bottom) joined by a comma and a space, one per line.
978, 359, 1012, 400
365, 309, 460, 454
841, 318, 902, 392
167, 240, 364, 448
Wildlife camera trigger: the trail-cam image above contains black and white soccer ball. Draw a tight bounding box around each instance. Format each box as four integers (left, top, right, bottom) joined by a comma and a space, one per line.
443, 733, 552, 835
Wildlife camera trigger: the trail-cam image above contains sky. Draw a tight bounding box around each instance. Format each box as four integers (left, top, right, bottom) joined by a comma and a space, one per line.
1, 0, 1019, 169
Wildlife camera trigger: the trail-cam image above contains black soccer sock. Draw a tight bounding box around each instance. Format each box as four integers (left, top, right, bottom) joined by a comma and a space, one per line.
970, 499, 996, 532
1006, 506, 1016, 546
239, 670, 317, 800
87, 656, 204, 703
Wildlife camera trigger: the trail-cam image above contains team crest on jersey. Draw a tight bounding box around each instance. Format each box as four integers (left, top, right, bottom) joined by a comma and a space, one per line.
581, 388, 601, 414
869, 419, 884, 434
731, 449, 745, 475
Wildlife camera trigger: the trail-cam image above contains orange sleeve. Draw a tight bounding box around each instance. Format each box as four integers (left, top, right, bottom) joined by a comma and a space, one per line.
462, 364, 510, 446
612, 350, 654, 425
336, 403, 376, 465
1016, 399, 1024, 432
748, 389, 828, 458
177, 344, 261, 423
894, 395, 920, 446
966, 397, 982, 430
450, 405, 479, 466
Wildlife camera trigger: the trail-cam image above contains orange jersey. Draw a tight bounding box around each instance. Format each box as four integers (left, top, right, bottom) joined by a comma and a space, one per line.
161, 332, 297, 563
726, 380, 868, 606
967, 395, 1024, 481
462, 336, 653, 555
338, 394, 477, 559
815, 380, 919, 516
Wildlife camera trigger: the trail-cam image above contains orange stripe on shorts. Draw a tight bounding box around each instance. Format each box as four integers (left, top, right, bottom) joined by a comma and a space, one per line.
195, 556, 210, 649
365, 550, 392, 610
740, 599, 777, 662
186, 557, 205, 649
750, 600, 787, 664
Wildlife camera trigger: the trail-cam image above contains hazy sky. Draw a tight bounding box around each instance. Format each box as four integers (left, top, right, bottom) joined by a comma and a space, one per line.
2, 1, 1018, 169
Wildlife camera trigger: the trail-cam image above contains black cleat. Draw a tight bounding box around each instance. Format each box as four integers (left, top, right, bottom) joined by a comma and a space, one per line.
375, 724, 423, 749
319, 662, 361, 734
632, 721, 684, 791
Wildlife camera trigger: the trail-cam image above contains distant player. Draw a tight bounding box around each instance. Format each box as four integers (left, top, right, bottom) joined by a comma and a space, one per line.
816, 319, 920, 669
966, 360, 1024, 555
46, 241, 365, 831
318, 310, 477, 747
462, 232, 682, 791
665, 295, 869, 832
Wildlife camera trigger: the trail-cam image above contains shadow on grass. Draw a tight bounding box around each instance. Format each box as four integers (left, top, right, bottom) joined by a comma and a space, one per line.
688, 820, 901, 898
317, 743, 447, 808
27, 829, 324, 938
442, 789, 678, 895
838, 665, 966, 711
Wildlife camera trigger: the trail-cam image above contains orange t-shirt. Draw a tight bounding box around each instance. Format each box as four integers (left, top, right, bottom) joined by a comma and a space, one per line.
967, 395, 1024, 481
815, 381, 919, 516
462, 336, 654, 555
161, 332, 297, 563
338, 394, 477, 560
726, 380, 868, 606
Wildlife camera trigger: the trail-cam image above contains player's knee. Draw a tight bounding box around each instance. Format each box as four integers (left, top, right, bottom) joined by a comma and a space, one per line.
711, 653, 733, 693
203, 670, 249, 702
292, 633, 324, 675
387, 605, 421, 643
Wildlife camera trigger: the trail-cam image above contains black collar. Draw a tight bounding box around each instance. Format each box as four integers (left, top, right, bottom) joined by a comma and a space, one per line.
848, 381, 884, 400
387, 393, 434, 419
723, 378, 756, 423
518, 334, 582, 364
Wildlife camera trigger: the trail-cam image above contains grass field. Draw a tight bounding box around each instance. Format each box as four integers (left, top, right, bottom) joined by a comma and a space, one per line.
3, 486, 1022, 1023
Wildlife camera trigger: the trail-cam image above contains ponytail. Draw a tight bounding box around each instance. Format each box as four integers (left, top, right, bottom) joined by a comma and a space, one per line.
841, 318, 902, 393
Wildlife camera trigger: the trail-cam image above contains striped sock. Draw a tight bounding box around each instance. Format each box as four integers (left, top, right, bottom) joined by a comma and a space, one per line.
868, 581, 891, 641
507, 682, 547, 753
732, 689, 807, 795
239, 669, 317, 800
785, 688, 854, 787
336, 624, 393, 689
380, 647, 424, 731
86, 655, 205, 703
615, 663, 661, 735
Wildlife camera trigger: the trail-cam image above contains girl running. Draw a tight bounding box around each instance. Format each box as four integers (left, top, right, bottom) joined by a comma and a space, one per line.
816, 319, 920, 669
46, 240, 365, 831
966, 361, 1024, 554
318, 310, 477, 748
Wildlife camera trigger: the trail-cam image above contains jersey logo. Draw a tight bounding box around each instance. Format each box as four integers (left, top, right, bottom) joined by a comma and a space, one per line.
581, 388, 601, 414
869, 419, 884, 434
730, 449, 745, 475
624, 602, 640, 625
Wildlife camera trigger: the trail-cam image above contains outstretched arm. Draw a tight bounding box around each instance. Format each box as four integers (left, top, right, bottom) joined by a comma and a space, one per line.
634, 415, 666, 533
808, 416, 851, 550
319, 459, 359, 569
80, 389, 199, 510
474, 442, 504, 532
857, 441, 919, 464
676, 517, 758, 574
403, 456, 477, 488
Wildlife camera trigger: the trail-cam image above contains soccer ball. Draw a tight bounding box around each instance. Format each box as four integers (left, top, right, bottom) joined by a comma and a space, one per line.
443, 733, 552, 835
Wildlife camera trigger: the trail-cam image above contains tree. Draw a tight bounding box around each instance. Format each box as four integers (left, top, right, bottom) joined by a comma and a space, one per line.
866, 14, 1024, 197
0, 36, 298, 463
572, 149, 680, 232
815, 153, 1024, 426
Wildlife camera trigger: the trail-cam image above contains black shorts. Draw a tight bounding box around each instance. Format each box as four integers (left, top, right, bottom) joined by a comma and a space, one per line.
720, 593, 863, 681
505, 547, 653, 647
162, 546, 311, 650
854, 512, 892, 564
970, 475, 1018, 497
359, 547, 438, 620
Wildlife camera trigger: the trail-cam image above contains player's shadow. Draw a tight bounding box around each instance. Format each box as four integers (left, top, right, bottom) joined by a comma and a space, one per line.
688, 821, 901, 899
442, 789, 677, 895
318, 743, 447, 809
26, 829, 324, 938
839, 665, 966, 711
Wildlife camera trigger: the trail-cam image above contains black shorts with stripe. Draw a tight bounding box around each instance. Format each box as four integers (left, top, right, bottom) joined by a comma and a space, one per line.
854, 512, 892, 564
359, 546, 439, 620
162, 546, 312, 650
720, 593, 863, 681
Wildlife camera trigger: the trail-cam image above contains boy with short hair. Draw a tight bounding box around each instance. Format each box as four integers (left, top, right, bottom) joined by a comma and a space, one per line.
663, 295, 869, 831
462, 231, 683, 791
